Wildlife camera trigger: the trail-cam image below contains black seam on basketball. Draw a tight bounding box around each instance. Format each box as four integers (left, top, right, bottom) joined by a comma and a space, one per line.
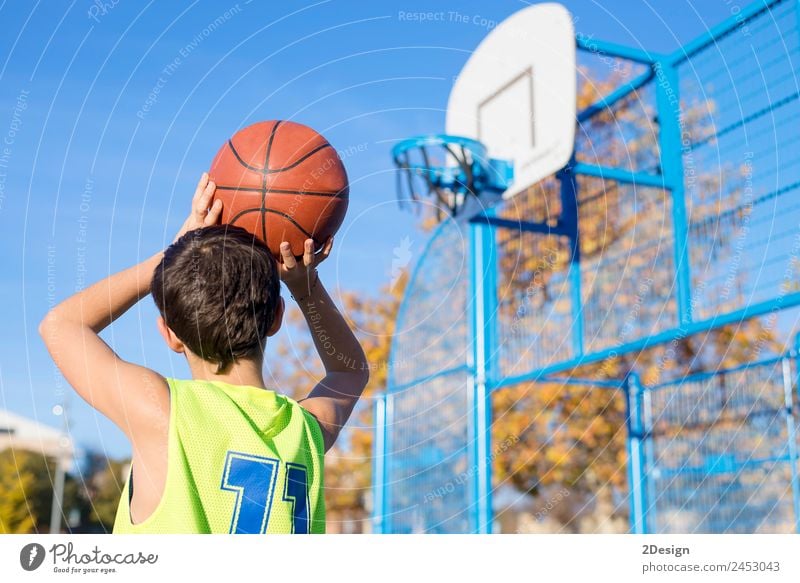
260, 194, 268, 242
260, 122, 282, 241
214, 185, 265, 193
267, 187, 347, 198
262, 209, 317, 241
227, 207, 318, 244
265, 143, 333, 174
227, 139, 264, 172
264, 120, 282, 172
228, 207, 264, 226
260, 181, 268, 242
217, 184, 346, 198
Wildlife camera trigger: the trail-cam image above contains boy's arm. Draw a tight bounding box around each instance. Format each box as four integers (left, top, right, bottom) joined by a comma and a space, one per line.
38, 174, 221, 438
280, 239, 370, 452
39, 252, 169, 435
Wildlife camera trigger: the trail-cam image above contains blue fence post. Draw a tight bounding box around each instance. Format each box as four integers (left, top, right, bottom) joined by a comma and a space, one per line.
641, 383, 657, 532
788, 335, 800, 533
653, 57, 693, 327
469, 213, 497, 534
559, 157, 584, 359
625, 372, 649, 533
384, 392, 394, 533
371, 393, 387, 534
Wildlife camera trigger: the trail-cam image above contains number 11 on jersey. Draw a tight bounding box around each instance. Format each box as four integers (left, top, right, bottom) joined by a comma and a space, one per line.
220, 451, 310, 534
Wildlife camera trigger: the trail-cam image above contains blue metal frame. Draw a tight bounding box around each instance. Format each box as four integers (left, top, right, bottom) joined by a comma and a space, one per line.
653, 58, 693, 326
371, 394, 387, 534
649, 356, 786, 389
624, 373, 648, 534
377, 0, 800, 534
667, 0, 782, 65
540, 376, 625, 390
576, 35, 664, 64
386, 364, 472, 395
468, 212, 498, 533
492, 293, 800, 389
558, 160, 585, 359
570, 162, 666, 189
641, 343, 800, 533
468, 214, 570, 236
641, 387, 657, 532
789, 334, 800, 533
382, 392, 394, 533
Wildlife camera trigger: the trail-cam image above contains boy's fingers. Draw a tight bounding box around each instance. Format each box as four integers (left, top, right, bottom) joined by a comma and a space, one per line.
303, 239, 314, 267
317, 236, 334, 264
196, 180, 216, 215
193, 172, 209, 203
280, 242, 297, 269
204, 199, 223, 226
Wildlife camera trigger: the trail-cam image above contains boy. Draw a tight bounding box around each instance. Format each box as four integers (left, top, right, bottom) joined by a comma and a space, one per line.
39, 174, 369, 533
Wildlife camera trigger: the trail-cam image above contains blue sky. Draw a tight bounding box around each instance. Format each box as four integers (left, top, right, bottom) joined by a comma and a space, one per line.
0, 0, 756, 459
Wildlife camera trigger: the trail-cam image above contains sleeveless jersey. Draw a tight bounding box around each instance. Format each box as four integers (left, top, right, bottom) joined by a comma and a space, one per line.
113, 378, 326, 534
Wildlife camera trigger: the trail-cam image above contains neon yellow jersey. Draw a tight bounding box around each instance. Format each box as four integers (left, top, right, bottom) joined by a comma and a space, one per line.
113, 378, 326, 534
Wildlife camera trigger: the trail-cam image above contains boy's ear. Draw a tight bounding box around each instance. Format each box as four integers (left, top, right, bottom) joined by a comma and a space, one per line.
266, 297, 284, 338
156, 316, 185, 353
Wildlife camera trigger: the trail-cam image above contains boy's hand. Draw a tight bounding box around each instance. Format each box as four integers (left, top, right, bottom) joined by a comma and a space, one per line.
279, 237, 333, 298
174, 172, 223, 242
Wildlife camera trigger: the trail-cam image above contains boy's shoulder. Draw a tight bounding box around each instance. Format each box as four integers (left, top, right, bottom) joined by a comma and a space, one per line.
168, 378, 322, 431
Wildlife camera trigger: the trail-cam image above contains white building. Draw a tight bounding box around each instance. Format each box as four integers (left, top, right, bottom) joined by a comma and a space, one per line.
0, 408, 75, 469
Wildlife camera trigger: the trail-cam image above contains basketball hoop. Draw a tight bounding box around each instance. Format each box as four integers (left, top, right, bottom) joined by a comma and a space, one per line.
392, 134, 513, 221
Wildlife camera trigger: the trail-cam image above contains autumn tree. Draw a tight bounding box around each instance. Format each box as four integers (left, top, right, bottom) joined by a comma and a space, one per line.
0, 449, 82, 533
74, 453, 130, 532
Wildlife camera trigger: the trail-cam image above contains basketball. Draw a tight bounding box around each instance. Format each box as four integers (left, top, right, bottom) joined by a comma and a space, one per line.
208, 120, 349, 258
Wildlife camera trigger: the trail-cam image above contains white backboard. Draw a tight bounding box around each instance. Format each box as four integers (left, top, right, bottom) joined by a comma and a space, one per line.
446, 3, 576, 199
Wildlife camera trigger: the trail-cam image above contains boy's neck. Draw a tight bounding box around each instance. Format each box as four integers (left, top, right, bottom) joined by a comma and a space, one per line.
187, 356, 267, 389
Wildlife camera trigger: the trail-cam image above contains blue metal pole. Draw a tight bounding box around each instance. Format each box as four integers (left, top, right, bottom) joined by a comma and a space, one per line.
641, 387, 657, 532
559, 159, 584, 359
383, 392, 394, 533
653, 58, 693, 327
468, 214, 570, 236
668, 0, 784, 65
371, 394, 387, 534
491, 292, 800, 388
571, 162, 667, 189
469, 215, 496, 533
482, 213, 500, 393
625, 373, 648, 533
788, 335, 800, 533
576, 35, 664, 64
541, 376, 624, 390
480, 211, 498, 534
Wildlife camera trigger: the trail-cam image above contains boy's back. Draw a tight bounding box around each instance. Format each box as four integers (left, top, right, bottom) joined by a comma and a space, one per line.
39, 174, 369, 534
113, 379, 326, 534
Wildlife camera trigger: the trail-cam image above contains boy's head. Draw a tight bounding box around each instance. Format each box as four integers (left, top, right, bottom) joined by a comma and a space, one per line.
151, 225, 282, 373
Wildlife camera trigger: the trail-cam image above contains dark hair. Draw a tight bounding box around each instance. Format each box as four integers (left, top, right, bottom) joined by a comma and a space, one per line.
151, 225, 281, 373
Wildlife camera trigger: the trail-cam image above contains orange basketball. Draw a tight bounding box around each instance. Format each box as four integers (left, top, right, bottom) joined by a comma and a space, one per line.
208, 120, 349, 258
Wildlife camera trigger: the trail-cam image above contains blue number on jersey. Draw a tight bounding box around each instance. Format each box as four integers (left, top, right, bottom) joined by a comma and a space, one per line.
220, 451, 310, 534
220, 452, 279, 534
283, 463, 309, 534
